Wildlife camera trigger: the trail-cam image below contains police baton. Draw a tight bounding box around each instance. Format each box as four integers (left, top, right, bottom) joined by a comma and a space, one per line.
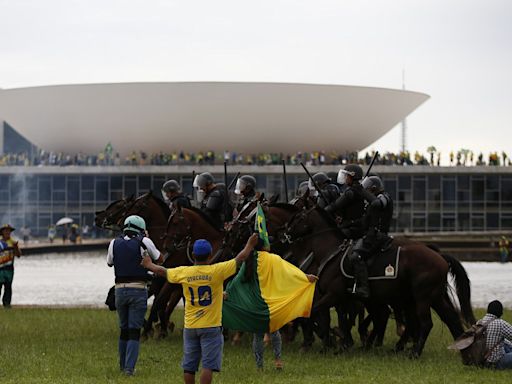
300, 162, 330, 207
364, 151, 380, 179
227, 172, 241, 190
282, 159, 289, 203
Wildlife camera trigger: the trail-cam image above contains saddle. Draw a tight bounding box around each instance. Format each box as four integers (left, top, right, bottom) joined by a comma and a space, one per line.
340, 243, 401, 280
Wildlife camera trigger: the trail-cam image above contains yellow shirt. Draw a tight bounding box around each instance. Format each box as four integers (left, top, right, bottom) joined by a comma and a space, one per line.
167, 259, 237, 329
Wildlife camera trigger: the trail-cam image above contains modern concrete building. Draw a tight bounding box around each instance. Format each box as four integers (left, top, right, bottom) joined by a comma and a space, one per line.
0, 82, 429, 155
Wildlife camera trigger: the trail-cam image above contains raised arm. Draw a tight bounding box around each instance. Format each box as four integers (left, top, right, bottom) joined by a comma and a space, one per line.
141, 255, 167, 278
234, 233, 259, 266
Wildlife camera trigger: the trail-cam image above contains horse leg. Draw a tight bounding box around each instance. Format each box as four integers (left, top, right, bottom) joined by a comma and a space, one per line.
410, 301, 433, 358
394, 305, 417, 353
160, 286, 182, 338
141, 276, 165, 340
336, 305, 354, 352
315, 308, 333, 353
153, 283, 174, 339
299, 318, 315, 352
363, 303, 388, 349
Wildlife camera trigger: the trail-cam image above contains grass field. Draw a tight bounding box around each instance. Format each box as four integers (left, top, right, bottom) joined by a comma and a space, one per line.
0, 307, 510, 383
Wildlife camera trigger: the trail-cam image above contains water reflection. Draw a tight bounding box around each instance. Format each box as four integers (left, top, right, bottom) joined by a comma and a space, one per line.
11, 252, 512, 308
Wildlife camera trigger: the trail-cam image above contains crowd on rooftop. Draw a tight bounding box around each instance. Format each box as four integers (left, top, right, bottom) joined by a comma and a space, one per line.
1, 145, 511, 167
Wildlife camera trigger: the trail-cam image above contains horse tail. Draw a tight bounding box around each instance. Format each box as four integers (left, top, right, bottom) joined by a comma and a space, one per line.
440, 253, 475, 326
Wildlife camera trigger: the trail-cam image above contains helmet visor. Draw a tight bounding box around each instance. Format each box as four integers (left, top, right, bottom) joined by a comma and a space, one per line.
234, 179, 246, 195
337, 170, 349, 184
193, 175, 200, 188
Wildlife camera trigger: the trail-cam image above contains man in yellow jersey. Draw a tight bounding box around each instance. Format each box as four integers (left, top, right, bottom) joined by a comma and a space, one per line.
141, 233, 259, 384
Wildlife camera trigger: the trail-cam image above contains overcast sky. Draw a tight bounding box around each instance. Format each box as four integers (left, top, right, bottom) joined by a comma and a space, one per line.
1, 0, 511, 159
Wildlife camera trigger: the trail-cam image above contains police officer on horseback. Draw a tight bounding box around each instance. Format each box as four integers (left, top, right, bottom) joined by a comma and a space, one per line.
193, 172, 231, 230
234, 175, 257, 216
309, 172, 342, 209
358, 175, 394, 254
107, 215, 163, 375
347, 176, 394, 299
325, 164, 369, 298
161, 179, 191, 210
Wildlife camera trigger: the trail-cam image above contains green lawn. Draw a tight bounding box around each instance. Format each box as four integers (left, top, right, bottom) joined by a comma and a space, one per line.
0, 307, 510, 383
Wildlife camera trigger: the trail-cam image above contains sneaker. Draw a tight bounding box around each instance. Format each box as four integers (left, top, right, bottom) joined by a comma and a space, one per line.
274, 359, 284, 370
124, 369, 134, 376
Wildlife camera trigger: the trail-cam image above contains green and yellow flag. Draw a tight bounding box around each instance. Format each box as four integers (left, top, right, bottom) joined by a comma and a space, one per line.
222, 251, 316, 333
255, 202, 270, 250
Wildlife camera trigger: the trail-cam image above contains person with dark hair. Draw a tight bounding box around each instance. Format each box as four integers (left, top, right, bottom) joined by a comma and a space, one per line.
141, 233, 259, 384
477, 300, 512, 369
107, 215, 164, 376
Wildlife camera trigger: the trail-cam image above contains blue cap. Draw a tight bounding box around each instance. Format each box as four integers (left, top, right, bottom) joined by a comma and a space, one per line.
193, 239, 212, 256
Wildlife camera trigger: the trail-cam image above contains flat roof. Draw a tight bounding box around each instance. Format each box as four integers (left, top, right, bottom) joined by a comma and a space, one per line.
0, 82, 428, 154
1, 165, 510, 176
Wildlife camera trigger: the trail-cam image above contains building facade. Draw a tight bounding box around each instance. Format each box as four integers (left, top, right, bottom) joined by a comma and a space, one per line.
1, 165, 511, 236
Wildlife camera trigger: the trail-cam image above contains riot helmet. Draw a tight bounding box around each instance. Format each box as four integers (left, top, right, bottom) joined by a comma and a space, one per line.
234, 175, 256, 195
297, 180, 310, 197
362, 176, 384, 195
308, 172, 329, 192
337, 164, 363, 185
161, 179, 181, 201
193, 172, 214, 190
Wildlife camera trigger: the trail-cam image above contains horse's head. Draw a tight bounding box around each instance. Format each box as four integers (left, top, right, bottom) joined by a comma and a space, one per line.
94, 195, 136, 230
163, 204, 193, 254
280, 206, 317, 245
289, 189, 316, 210
223, 197, 260, 257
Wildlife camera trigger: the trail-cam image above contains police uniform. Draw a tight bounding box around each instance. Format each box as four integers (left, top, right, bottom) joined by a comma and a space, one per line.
327, 183, 366, 239
169, 193, 192, 210
201, 184, 230, 230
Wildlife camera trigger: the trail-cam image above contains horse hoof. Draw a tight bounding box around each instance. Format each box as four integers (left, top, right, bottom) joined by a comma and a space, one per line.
408, 350, 420, 359
299, 345, 311, 354
157, 331, 168, 340
168, 322, 175, 333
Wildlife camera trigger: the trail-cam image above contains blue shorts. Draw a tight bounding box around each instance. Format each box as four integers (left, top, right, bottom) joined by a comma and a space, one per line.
182, 327, 224, 373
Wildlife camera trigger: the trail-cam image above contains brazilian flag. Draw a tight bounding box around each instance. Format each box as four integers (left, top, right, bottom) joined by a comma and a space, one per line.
222, 206, 316, 333
255, 202, 270, 249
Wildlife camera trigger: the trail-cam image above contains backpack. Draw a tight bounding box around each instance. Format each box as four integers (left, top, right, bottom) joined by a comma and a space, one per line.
448, 320, 498, 366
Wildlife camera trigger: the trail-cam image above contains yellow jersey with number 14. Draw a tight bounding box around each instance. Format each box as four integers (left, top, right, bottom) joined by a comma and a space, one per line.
167, 259, 237, 329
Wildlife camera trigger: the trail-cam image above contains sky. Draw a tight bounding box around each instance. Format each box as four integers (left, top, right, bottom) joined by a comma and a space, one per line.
1, 0, 511, 160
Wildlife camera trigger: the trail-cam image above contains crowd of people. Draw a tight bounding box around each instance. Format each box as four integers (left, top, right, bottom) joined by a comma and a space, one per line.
1, 146, 511, 167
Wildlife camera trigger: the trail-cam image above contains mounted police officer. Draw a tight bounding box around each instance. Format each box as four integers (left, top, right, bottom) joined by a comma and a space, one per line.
325, 164, 368, 298
308, 172, 342, 209
107, 215, 163, 376
233, 175, 257, 216
161, 179, 191, 210
347, 176, 393, 300
193, 172, 231, 230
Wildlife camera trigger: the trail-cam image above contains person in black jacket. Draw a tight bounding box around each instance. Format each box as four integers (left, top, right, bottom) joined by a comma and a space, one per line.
193, 172, 231, 229
162, 179, 191, 209
325, 164, 368, 298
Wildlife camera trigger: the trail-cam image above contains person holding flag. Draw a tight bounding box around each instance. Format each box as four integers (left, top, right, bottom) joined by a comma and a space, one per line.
222, 203, 318, 368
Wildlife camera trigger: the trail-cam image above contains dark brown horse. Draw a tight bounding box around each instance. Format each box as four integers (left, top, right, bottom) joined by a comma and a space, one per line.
281, 205, 474, 357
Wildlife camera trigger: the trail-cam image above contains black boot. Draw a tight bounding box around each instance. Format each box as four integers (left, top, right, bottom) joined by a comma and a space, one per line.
352, 257, 370, 299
